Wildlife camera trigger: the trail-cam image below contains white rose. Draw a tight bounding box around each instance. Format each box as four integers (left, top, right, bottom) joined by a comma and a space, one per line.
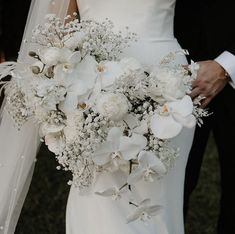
97, 93, 130, 121
39, 47, 61, 66
150, 68, 187, 100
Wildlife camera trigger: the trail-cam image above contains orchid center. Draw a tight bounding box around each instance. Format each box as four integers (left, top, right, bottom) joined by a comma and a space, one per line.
144, 167, 155, 181
97, 63, 106, 73
162, 104, 169, 114
111, 152, 122, 160
140, 212, 150, 222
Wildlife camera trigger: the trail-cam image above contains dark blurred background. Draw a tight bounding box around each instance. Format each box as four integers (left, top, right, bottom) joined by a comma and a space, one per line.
14, 134, 220, 234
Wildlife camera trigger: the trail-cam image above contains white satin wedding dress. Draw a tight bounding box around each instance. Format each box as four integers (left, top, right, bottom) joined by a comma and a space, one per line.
66, 0, 195, 234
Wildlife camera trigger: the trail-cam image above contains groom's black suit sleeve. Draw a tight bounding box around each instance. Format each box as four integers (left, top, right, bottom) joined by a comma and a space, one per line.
201, 1, 235, 58
174, 1, 235, 234
0, 0, 4, 53
175, 0, 235, 60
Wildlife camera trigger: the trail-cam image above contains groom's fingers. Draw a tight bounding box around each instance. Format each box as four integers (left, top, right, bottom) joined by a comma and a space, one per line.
190, 60, 229, 101
189, 87, 201, 99
200, 96, 212, 108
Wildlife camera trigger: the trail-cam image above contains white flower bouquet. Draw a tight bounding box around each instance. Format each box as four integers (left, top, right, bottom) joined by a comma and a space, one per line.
0, 14, 208, 223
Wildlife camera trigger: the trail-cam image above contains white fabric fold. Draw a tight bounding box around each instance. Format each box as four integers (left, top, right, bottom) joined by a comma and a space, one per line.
215, 51, 235, 89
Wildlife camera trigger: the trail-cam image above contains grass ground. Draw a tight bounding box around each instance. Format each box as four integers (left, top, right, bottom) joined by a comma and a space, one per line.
185, 135, 220, 234
15, 134, 220, 234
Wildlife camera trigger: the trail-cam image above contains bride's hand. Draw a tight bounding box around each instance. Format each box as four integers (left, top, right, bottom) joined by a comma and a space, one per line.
190, 60, 229, 108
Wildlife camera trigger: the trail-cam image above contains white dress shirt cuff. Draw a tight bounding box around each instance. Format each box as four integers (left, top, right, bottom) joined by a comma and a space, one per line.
215, 51, 235, 88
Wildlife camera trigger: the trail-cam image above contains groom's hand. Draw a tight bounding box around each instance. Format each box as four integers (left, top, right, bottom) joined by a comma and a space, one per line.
190, 60, 229, 108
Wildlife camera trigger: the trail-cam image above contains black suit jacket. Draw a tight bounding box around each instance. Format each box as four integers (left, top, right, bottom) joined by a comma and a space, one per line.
0, 0, 3, 51
0, 0, 31, 60
174, 0, 235, 61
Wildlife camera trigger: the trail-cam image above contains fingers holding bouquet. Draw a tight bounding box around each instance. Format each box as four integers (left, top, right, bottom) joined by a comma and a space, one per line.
189, 60, 229, 108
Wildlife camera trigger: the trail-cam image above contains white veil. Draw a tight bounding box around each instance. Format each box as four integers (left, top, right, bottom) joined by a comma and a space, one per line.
0, 1, 70, 233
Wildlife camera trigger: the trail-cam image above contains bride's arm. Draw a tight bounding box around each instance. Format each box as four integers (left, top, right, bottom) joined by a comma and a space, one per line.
67, 0, 79, 17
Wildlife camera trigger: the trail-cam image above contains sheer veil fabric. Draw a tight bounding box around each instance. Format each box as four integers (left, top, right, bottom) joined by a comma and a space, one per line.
0, 1, 70, 233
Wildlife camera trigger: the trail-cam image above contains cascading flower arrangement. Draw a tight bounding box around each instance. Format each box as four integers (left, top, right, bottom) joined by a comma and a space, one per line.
0, 14, 208, 224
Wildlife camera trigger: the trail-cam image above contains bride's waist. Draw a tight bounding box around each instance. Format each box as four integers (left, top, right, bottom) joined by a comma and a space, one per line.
127, 37, 182, 54
136, 34, 178, 43
122, 38, 186, 65
136, 37, 177, 43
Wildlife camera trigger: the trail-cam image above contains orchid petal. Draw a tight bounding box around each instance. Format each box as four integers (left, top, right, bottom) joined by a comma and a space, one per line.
39, 47, 61, 66
168, 95, 193, 117
68, 51, 81, 64
172, 113, 196, 128
127, 168, 144, 184
119, 134, 147, 160
146, 205, 163, 216
95, 188, 118, 197
107, 127, 122, 151
75, 55, 98, 89
133, 120, 148, 134
139, 198, 151, 207
92, 142, 114, 165
53, 64, 66, 80
87, 81, 102, 106
101, 61, 123, 88
126, 210, 142, 224
138, 151, 167, 174
123, 114, 139, 129
69, 80, 88, 95
59, 48, 73, 63
59, 92, 78, 114
150, 114, 182, 139
126, 199, 161, 224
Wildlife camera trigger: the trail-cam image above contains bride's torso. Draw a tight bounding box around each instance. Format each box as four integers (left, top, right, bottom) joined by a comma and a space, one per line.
77, 0, 175, 40
76, 0, 186, 66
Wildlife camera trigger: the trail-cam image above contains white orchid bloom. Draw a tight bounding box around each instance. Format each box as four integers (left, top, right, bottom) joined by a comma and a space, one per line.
39, 47, 61, 66
92, 127, 147, 169
58, 55, 98, 114
150, 95, 196, 139
39, 47, 81, 68
127, 151, 167, 184
123, 114, 148, 135
126, 199, 162, 224
97, 61, 123, 89
59, 48, 82, 72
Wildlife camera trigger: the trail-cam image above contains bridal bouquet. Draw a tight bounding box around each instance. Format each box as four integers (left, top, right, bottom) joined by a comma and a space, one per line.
0, 14, 208, 223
